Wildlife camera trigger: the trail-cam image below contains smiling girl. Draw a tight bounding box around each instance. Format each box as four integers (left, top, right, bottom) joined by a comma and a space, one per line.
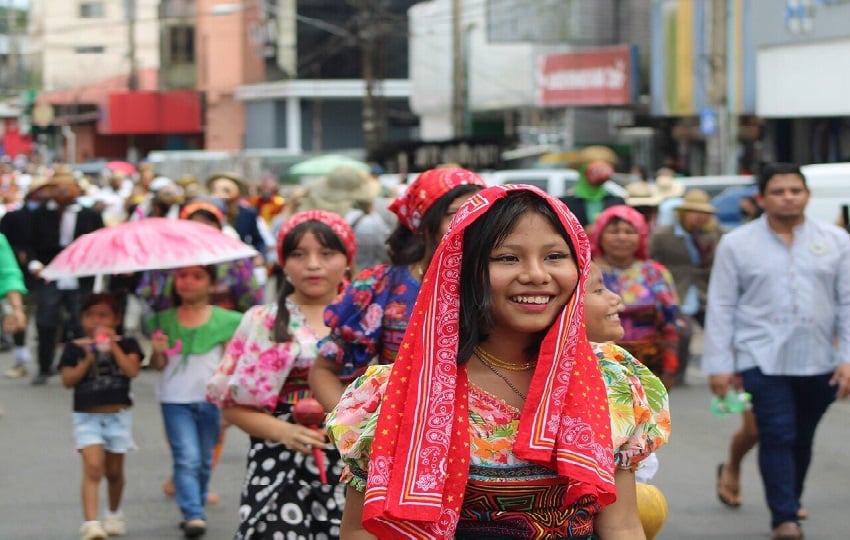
207, 210, 356, 539
327, 186, 670, 539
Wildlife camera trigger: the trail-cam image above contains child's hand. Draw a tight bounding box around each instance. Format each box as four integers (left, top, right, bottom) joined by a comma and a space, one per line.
151, 331, 170, 354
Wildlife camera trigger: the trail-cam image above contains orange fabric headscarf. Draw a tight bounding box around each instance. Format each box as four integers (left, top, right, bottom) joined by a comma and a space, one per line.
363, 184, 616, 539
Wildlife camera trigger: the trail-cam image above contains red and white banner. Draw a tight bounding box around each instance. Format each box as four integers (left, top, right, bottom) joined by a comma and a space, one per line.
537, 45, 637, 107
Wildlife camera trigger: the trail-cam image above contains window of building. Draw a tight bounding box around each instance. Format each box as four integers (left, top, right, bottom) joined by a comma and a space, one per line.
74, 45, 105, 54
79, 2, 105, 18
167, 25, 195, 64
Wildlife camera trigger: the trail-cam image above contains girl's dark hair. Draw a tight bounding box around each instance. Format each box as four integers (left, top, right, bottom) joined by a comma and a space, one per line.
457, 191, 577, 364
82, 292, 121, 316
169, 265, 217, 307
273, 219, 349, 342
186, 209, 223, 229
386, 184, 483, 266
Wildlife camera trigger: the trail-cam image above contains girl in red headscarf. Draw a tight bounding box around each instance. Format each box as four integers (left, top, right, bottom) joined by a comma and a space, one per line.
207, 210, 356, 539
309, 167, 486, 412
327, 186, 670, 539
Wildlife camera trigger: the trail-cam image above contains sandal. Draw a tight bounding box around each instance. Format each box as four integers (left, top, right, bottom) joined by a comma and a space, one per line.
716, 463, 742, 508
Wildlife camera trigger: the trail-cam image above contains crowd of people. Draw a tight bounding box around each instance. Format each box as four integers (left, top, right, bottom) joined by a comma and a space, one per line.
0, 155, 846, 540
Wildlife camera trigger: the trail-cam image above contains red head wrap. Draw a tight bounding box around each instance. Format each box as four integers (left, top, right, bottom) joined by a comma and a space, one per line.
388, 167, 487, 232
590, 204, 650, 260
363, 184, 616, 539
277, 210, 356, 266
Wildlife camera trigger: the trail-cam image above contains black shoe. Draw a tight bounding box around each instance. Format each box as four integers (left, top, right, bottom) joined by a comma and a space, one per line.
31, 374, 48, 386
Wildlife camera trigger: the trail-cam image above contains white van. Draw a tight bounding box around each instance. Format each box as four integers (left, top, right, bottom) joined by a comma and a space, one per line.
802, 162, 850, 225
482, 168, 626, 199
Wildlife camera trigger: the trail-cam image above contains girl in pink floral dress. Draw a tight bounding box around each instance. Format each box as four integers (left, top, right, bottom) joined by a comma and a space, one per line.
206, 210, 356, 540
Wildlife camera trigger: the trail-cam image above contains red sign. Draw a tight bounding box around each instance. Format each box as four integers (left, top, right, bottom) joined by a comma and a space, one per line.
537, 45, 637, 107
99, 90, 203, 135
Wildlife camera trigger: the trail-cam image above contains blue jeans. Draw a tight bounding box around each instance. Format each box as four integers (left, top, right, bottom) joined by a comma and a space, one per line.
161, 402, 221, 522
740, 367, 835, 528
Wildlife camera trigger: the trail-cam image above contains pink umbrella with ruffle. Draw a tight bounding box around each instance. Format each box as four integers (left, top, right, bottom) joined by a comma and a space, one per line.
41, 218, 258, 280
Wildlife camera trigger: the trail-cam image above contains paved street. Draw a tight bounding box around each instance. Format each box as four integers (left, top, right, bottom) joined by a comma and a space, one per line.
1, 352, 849, 539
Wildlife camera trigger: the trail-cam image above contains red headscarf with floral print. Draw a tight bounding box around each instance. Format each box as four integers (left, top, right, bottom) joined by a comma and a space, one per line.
388, 167, 487, 232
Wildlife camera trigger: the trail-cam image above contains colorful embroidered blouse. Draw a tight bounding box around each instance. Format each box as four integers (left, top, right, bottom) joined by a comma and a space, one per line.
326, 342, 670, 538
206, 300, 321, 410
317, 264, 420, 381
599, 259, 680, 376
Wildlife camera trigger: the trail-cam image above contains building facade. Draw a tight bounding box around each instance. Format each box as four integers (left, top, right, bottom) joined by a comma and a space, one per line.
751, 0, 850, 165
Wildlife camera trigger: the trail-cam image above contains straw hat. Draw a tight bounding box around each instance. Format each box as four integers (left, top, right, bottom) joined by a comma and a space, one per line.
654, 175, 686, 199
676, 188, 716, 214
625, 181, 663, 207
206, 172, 247, 196
300, 165, 376, 217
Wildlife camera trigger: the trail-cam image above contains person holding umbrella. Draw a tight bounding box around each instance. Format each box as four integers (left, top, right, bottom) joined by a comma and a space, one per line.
148, 264, 243, 538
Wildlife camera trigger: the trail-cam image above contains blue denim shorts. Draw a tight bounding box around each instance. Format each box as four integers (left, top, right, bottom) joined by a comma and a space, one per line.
72, 409, 136, 453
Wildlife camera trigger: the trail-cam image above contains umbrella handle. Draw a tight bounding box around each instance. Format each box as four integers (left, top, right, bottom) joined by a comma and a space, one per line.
152, 328, 183, 355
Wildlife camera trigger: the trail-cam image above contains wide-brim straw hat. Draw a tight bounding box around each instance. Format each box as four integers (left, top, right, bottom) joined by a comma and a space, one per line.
206, 172, 247, 196
654, 174, 686, 199
625, 181, 663, 207
300, 165, 377, 217
676, 188, 716, 214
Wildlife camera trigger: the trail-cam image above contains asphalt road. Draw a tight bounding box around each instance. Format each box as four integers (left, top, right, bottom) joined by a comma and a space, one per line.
1, 352, 849, 539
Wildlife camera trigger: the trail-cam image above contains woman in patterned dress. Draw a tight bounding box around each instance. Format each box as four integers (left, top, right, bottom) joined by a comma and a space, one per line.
326, 186, 670, 539
308, 167, 486, 412
590, 205, 681, 389
206, 210, 356, 539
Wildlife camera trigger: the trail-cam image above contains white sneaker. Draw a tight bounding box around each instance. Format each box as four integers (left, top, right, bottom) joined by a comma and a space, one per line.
102, 514, 126, 536
4, 364, 28, 378
80, 521, 108, 540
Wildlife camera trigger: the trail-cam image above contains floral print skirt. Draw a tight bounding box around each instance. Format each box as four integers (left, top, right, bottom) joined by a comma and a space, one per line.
235, 404, 346, 540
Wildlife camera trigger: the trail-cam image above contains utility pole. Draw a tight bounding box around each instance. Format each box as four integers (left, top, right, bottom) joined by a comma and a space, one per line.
5, 0, 18, 97
725, 0, 739, 175
352, 0, 384, 159
124, 0, 138, 162
451, 0, 464, 137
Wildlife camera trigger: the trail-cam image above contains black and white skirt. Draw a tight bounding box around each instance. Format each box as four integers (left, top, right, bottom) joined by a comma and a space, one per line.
235, 403, 346, 540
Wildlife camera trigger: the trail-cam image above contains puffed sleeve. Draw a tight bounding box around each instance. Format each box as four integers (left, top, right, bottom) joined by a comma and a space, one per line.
206, 305, 299, 411
317, 264, 394, 378
595, 342, 671, 471
325, 364, 392, 492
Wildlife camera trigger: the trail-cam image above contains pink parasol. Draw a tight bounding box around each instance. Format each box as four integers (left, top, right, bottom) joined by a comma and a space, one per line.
106, 161, 138, 176
41, 218, 258, 280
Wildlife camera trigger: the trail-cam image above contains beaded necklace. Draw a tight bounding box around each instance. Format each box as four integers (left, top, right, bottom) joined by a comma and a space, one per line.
474, 345, 536, 371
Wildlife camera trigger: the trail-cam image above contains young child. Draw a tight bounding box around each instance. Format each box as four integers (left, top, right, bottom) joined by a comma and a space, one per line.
207, 210, 355, 539
148, 265, 242, 538
60, 293, 143, 540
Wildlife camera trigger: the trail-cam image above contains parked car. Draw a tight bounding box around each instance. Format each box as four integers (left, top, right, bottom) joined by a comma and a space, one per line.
482, 168, 627, 199
711, 184, 759, 229
802, 162, 850, 226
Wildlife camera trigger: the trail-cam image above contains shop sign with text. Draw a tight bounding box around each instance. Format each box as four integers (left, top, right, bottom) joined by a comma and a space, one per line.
537, 45, 639, 107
